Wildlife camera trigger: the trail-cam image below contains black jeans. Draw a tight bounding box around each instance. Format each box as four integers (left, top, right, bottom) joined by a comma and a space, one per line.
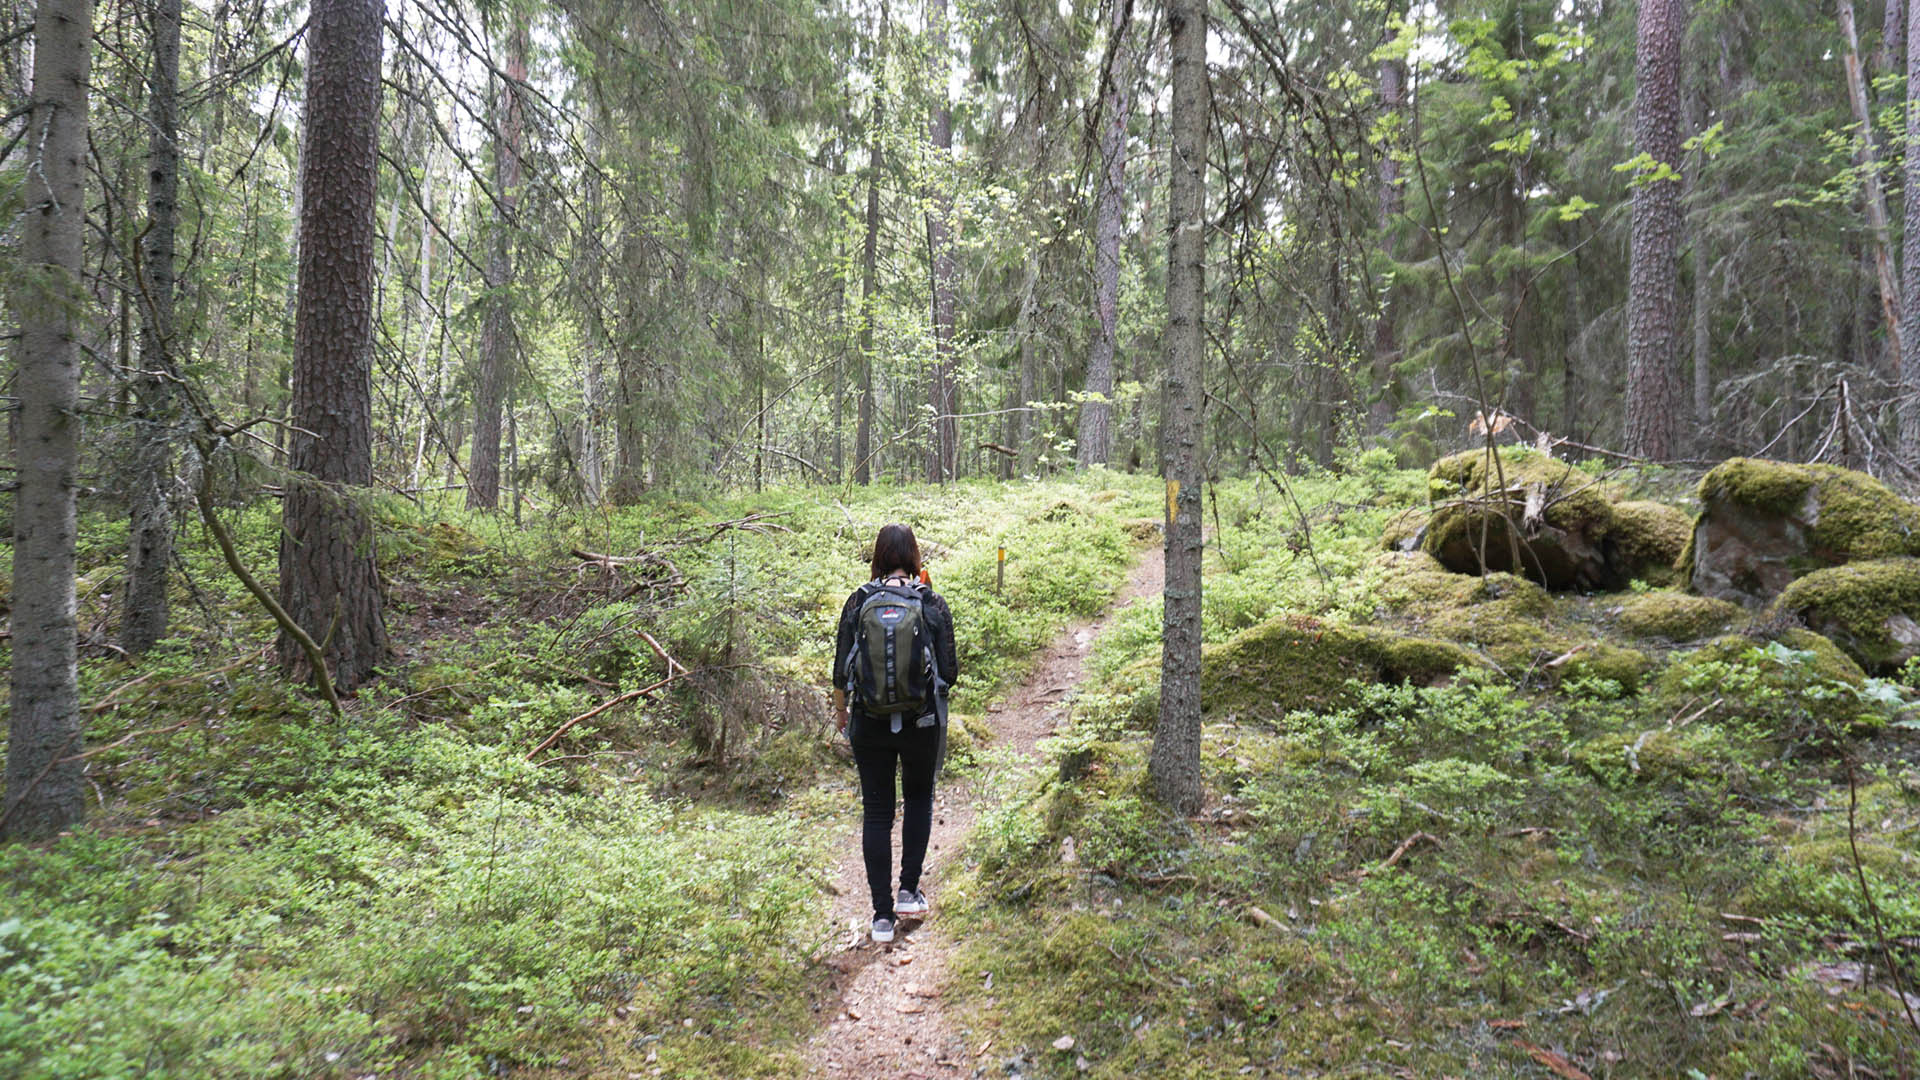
848, 713, 940, 921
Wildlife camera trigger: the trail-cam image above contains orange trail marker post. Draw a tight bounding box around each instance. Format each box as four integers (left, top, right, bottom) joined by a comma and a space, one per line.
996, 547, 1006, 594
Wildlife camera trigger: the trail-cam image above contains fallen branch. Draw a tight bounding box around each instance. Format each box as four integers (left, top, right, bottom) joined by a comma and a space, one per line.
1379, 831, 1442, 871
978, 441, 1017, 458
639, 630, 685, 676
64, 718, 195, 763
1246, 904, 1284, 930
196, 473, 345, 720
523, 667, 700, 760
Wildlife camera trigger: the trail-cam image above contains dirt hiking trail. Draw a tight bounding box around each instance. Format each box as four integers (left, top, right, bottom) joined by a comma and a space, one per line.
805, 548, 1166, 1078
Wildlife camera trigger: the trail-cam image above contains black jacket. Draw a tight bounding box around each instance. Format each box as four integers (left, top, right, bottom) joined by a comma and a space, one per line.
832, 579, 959, 700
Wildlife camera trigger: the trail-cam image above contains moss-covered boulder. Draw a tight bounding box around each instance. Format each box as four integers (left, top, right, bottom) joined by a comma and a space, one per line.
1610, 500, 1691, 587
1420, 449, 1688, 592
1772, 558, 1920, 673
1616, 590, 1744, 642
1687, 458, 1920, 607
1200, 614, 1486, 721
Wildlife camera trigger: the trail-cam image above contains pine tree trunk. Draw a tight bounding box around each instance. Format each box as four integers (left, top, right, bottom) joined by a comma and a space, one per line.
1625, 0, 1687, 460
1687, 87, 1714, 446
1840, 0, 1905, 369
4, 0, 92, 841
1008, 256, 1039, 478
278, 0, 388, 690
1901, 0, 1920, 458
925, 0, 959, 484
856, 75, 883, 487
1079, 0, 1132, 468
1151, 0, 1206, 816
1370, 9, 1408, 437
124, 0, 180, 656
468, 23, 527, 510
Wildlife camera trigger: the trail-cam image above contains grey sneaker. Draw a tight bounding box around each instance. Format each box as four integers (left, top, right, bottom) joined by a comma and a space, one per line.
896, 888, 929, 915
871, 917, 895, 943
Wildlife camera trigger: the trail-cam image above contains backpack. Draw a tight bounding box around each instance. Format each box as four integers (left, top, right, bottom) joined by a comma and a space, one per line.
845, 582, 938, 729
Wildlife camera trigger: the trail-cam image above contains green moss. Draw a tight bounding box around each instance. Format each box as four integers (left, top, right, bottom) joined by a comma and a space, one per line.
1773, 558, 1920, 672
1427, 448, 1623, 533
1375, 553, 1550, 620
1379, 507, 1425, 551
1671, 630, 1866, 688
1697, 457, 1820, 514
1200, 614, 1485, 721
1617, 590, 1744, 642
1555, 643, 1655, 691
1610, 500, 1691, 586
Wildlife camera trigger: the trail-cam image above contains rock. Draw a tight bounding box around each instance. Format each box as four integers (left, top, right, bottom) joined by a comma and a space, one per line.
1615, 590, 1744, 642
1772, 557, 1920, 673
1686, 458, 1920, 607
1420, 449, 1679, 591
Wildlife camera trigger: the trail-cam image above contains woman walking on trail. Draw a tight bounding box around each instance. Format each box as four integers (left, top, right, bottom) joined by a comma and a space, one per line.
834, 523, 958, 944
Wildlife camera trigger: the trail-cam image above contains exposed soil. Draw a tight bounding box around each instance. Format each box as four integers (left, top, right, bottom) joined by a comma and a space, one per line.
804, 548, 1166, 1077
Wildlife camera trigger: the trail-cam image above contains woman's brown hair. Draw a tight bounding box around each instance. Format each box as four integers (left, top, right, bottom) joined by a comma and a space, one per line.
870, 523, 922, 580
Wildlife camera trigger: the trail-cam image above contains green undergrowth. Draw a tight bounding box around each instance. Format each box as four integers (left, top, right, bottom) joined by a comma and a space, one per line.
953, 457, 1920, 1078
1, 472, 1157, 1076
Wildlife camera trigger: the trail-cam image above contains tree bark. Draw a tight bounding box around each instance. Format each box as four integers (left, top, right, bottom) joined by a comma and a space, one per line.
124, 0, 181, 656
1007, 256, 1039, 478
1687, 85, 1715, 448
1079, 0, 1133, 467
1901, 0, 1920, 458
925, 0, 959, 483
468, 21, 527, 510
856, 48, 884, 487
4, 0, 92, 841
1840, 0, 1905, 369
1151, 0, 1206, 816
1369, 7, 1408, 438
279, 0, 388, 690
1625, 0, 1687, 460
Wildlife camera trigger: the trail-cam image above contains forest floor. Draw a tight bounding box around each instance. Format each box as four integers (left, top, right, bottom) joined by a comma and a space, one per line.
5, 463, 1920, 1078
804, 545, 1165, 1077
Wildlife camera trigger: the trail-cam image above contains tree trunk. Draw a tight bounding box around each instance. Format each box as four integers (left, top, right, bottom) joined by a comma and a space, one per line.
1007, 256, 1039, 478
1079, 0, 1132, 467
1625, 0, 1687, 460
1886, 0, 1908, 79
4, 0, 92, 841
1151, 0, 1206, 816
856, 61, 884, 487
1902, 0, 1920, 458
1840, 0, 1905, 370
278, 0, 388, 690
468, 21, 527, 510
925, 0, 959, 483
1369, 7, 1408, 437
1687, 86, 1714, 447
124, 0, 180, 656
